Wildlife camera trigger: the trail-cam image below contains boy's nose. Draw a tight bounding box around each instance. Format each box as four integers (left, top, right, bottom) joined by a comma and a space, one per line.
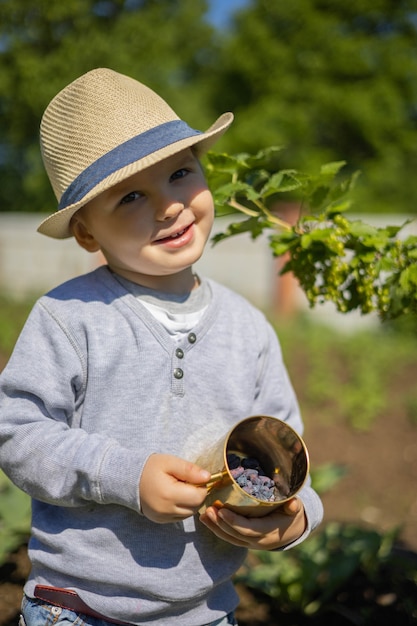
154, 197, 185, 221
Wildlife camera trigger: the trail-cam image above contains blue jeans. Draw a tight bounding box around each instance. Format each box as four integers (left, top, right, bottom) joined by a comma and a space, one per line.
19, 596, 238, 626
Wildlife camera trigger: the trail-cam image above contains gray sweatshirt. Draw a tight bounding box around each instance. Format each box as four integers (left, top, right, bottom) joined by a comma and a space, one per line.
0, 266, 322, 625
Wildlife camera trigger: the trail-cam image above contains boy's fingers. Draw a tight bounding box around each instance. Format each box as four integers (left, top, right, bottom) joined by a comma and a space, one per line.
171, 459, 211, 485
281, 497, 302, 515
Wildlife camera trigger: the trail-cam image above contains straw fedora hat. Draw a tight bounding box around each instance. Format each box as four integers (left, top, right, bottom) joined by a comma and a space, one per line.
38, 68, 233, 239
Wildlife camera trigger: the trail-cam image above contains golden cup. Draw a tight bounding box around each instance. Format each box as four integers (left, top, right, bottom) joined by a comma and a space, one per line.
197, 415, 309, 517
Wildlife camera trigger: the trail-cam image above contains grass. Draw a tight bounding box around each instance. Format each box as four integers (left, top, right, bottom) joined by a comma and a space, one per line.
0, 294, 36, 355
273, 314, 417, 431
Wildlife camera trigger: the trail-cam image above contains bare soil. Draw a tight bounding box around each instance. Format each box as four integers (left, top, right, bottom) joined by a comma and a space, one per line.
0, 349, 416, 625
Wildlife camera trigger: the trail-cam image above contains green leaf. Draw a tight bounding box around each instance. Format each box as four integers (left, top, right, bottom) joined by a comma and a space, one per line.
204, 151, 250, 174
400, 265, 417, 291
320, 161, 347, 178
211, 216, 267, 244
300, 228, 336, 252
260, 170, 302, 198
300, 233, 313, 249
310, 463, 348, 495
309, 185, 330, 209
213, 181, 261, 204
269, 230, 299, 255
244, 146, 285, 169
324, 199, 353, 217
270, 241, 293, 256
404, 234, 417, 247
347, 220, 380, 238
383, 224, 404, 238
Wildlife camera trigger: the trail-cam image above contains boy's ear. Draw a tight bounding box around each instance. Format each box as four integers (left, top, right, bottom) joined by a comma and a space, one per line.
70, 214, 101, 253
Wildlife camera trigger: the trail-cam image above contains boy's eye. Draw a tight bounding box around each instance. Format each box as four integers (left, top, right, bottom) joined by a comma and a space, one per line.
120, 191, 142, 205
170, 168, 189, 182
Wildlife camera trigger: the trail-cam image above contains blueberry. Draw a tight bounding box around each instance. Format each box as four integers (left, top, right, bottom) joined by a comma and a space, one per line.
242, 457, 260, 470
227, 453, 241, 470
228, 454, 277, 502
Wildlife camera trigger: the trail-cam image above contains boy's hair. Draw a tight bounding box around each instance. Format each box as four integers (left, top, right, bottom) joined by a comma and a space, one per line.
38, 68, 233, 240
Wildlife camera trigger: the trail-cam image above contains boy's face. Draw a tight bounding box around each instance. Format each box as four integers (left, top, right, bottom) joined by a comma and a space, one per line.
71, 149, 214, 292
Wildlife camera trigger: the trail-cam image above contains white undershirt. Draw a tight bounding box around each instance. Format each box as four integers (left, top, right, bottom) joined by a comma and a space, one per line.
113, 272, 210, 338
139, 300, 207, 338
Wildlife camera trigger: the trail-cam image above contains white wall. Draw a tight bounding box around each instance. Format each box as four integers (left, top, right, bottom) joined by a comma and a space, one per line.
0, 213, 415, 330
0, 214, 102, 299
0, 213, 277, 307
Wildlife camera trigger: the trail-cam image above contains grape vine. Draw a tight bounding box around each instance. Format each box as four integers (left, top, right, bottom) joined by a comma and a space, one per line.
204, 148, 417, 321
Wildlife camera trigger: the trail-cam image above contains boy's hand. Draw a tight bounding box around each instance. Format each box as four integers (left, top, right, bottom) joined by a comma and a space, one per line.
140, 453, 210, 523
199, 497, 306, 550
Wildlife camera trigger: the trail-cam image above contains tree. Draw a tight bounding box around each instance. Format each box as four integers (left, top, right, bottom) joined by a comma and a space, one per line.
0, 0, 218, 214
206, 0, 417, 214
205, 147, 417, 320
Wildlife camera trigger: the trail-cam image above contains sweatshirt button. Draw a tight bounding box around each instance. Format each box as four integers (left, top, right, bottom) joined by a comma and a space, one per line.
188, 333, 197, 344
175, 348, 184, 359
174, 368, 184, 379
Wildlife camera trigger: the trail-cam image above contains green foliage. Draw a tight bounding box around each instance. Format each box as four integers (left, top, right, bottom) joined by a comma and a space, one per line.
0, 0, 216, 214
205, 148, 417, 321
208, 0, 417, 215
0, 471, 30, 565
235, 522, 417, 621
2, 0, 417, 218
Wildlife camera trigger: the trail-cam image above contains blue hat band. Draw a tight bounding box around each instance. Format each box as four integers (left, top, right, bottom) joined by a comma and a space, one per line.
58, 119, 202, 210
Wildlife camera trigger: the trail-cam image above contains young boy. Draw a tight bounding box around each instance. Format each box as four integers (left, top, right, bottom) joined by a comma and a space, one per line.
0, 68, 323, 626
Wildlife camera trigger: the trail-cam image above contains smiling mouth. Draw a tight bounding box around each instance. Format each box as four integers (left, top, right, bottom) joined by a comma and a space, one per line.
155, 224, 192, 243
169, 227, 188, 239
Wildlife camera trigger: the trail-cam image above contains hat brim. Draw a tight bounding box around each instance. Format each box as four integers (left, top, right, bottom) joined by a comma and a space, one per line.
37, 112, 233, 239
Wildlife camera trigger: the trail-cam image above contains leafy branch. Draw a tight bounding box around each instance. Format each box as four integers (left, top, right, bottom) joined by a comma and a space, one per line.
204, 148, 417, 320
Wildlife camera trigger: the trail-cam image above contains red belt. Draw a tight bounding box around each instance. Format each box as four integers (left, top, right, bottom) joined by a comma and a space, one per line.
34, 585, 132, 625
